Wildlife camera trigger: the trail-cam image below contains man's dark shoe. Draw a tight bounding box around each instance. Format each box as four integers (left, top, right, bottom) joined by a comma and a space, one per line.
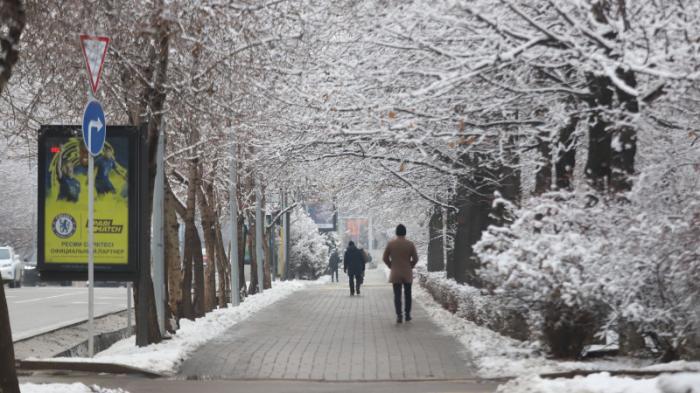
396, 315, 403, 324
405, 314, 412, 322
357, 289, 360, 295
350, 292, 354, 296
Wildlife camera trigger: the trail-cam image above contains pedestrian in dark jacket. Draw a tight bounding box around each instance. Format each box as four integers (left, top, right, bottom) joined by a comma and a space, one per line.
383, 224, 419, 323
329, 249, 340, 282
343, 241, 365, 296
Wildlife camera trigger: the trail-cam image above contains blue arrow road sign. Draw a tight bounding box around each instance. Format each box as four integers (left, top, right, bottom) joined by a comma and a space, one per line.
82, 100, 106, 156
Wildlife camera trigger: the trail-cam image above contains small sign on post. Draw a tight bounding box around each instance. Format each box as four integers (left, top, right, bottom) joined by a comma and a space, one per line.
79, 35, 110, 96
80, 34, 110, 358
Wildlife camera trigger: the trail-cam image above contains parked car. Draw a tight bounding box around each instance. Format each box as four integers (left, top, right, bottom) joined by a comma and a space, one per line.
0, 246, 23, 288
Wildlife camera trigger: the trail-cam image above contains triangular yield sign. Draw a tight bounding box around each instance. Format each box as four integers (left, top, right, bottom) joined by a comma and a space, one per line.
80, 35, 110, 95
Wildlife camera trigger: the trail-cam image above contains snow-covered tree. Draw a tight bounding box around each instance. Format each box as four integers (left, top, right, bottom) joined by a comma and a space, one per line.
287, 207, 330, 280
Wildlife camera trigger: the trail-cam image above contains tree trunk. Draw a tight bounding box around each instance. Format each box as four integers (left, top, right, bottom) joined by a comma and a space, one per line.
609, 69, 638, 193
191, 225, 206, 318
585, 75, 614, 192
0, 1, 25, 390
534, 130, 553, 195
197, 174, 218, 312
0, 283, 19, 393
164, 187, 182, 330
130, 0, 170, 347
555, 116, 579, 190
248, 212, 259, 295
450, 196, 491, 286
237, 214, 247, 298
214, 221, 229, 307
449, 147, 521, 286
263, 227, 273, 289
180, 161, 198, 320
585, 70, 637, 193
427, 206, 444, 272
0, 0, 25, 95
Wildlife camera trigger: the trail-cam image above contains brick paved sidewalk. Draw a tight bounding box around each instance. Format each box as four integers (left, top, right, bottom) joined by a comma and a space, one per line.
178, 268, 475, 381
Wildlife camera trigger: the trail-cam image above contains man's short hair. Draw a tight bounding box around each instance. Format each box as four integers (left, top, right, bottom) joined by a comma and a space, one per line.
396, 224, 407, 236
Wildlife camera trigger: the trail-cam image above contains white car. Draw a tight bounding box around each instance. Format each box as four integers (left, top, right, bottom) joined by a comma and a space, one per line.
0, 246, 23, 288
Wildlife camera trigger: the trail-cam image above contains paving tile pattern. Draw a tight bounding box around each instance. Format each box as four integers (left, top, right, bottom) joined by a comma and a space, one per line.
179, 269, 474, 381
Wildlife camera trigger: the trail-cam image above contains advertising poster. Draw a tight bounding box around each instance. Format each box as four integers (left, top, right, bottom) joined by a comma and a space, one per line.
38, 125, 143, 281
307, 202, 336, 231
43, 135, 129, 265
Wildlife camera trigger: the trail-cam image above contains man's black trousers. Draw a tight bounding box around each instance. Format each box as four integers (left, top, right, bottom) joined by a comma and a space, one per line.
349, 272, 363, 294
393, 282, 412, 317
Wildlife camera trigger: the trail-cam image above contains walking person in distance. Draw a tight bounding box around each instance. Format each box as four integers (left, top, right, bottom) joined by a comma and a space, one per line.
343, 241, 365, 296
383, 224, 419, 323
328, 248, 340, 282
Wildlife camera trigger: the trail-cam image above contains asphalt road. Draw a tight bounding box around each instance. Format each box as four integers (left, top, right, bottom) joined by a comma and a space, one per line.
5, 285, 128, 341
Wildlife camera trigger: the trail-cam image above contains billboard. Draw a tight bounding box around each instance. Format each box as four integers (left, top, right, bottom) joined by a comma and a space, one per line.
342, 217, 369, 248
307, 202, 337, 232
38, 125, 144, 281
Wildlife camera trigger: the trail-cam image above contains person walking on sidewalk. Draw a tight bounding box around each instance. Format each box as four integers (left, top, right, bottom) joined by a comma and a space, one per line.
343, 241, 365, 296
383, 224, 419, 323
328, 248, 340, 282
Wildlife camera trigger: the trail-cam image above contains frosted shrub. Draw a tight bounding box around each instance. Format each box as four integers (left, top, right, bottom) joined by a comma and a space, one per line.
476, 192, 611, 358
476, 184, 700, 360
287, 207, 329, 280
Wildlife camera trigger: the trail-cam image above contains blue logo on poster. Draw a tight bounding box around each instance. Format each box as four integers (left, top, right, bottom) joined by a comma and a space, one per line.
82, 100, 106, 156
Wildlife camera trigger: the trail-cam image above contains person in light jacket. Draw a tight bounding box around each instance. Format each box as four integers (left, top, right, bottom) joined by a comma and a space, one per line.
383, 224, 419, 323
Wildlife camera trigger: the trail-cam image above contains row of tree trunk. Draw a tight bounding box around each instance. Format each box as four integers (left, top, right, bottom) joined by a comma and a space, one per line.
162, 148, 275, 327
428, 69, 639, 286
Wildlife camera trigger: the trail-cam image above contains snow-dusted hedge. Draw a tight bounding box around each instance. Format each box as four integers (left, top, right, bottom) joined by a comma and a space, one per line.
417, 268, 530, 341
287, 207, 329, 280
475, 188, 700, 360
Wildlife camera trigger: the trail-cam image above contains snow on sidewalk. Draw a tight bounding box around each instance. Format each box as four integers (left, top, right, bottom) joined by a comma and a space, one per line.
495, 372, 700, 393
45, 279, 319, 375
21, 383, 126, 393
413, 281, 700, 378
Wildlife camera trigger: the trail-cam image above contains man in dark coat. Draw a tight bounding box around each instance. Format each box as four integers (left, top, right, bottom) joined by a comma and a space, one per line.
343, 241, 365, 296
383, 224, 419, 323
328, 249, 340, 282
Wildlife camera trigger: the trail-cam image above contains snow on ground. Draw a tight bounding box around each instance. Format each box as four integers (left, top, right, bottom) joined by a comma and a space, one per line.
20, 383, 126, 393
46, 279, 319, 375
495, 372, 700, 393
413, 282, 700, 378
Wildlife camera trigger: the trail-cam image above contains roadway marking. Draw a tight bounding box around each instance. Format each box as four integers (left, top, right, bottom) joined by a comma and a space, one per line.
11, 292, 81, 304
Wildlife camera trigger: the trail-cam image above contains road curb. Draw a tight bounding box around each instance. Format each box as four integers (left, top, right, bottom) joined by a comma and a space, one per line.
538, 369, 698, 379
16, 359, 163, 378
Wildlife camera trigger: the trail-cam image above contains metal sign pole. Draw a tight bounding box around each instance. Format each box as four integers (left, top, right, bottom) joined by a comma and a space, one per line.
229, 134, 240, 306
255, 186, 264, 293
80, 34, 110, 356
127, 282, 132, 332
442, 207, 448, 272
88, 151, 95, 357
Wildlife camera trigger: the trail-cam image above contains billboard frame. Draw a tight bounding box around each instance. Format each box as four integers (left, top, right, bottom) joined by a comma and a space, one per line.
306, 202, 337, 233
37, 124, 146, 282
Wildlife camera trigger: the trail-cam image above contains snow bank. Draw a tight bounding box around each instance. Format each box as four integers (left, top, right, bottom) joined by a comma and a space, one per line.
495, 372, 700, 393
21, 383, 126, 393
48, 280, 313, 375
414, 281, 700, 378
